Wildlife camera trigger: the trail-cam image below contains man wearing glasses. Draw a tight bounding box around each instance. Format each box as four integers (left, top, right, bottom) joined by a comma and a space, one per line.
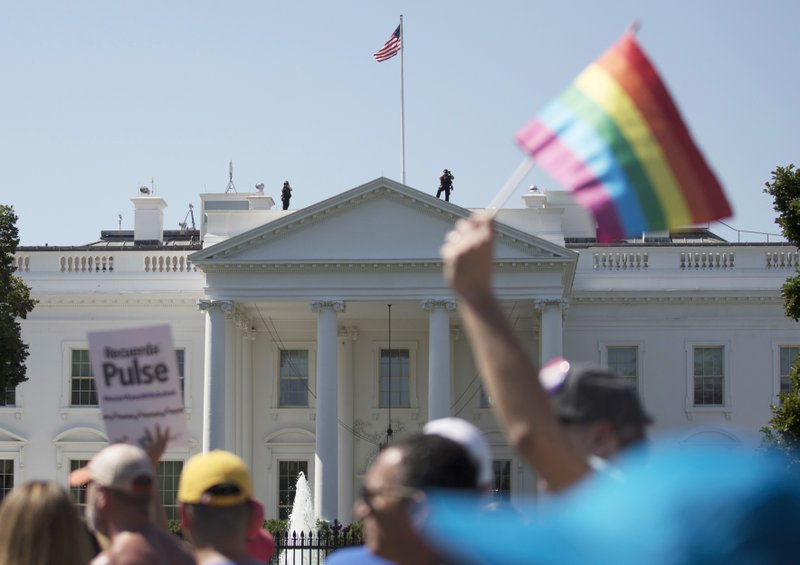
327, 434, 480, 565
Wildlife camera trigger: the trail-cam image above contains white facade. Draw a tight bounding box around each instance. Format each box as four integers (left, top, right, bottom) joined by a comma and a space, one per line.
4, 177, 799, 522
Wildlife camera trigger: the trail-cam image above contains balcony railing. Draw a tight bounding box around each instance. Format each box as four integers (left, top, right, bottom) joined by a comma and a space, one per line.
14, 251, 198, 275
144, 255, 196, 273
765, 251, 800, 269
60, 255, 115, 273
679, 251, 735, 270
589, 249, 800, 273
593, 252, 649, 270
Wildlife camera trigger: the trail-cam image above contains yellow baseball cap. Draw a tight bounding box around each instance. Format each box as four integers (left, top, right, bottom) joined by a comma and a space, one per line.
178, 450, 252, 507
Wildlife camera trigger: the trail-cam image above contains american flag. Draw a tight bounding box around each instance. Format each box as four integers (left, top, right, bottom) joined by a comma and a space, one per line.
373, 25, 401, 62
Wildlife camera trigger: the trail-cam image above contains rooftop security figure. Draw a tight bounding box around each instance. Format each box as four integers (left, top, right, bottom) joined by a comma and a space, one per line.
437, 169, 454, 202
281, 181, 292, 210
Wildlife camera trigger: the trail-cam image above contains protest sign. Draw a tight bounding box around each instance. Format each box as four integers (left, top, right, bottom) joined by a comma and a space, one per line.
87, 324, 187, 446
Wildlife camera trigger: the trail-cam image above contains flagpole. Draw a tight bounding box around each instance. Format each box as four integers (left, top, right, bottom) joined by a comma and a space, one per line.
399, 14, 406, 184
486, 157, 536, 215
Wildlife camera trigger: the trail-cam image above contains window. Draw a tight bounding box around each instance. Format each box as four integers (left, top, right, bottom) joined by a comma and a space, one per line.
380, 349, 410, 408
0, 382, 15, 407
279, 350, 309, 407
175, 349, 185, 397
779, 347, 800, 395
492, 460, 511, 503
607, 346, 638, 391
0, 459, 13, 502
694, 347, 724, 406
69, 459, 90, 509
70, 349, 98, 406
278, 460, 309, 520
158, 460, 184, 521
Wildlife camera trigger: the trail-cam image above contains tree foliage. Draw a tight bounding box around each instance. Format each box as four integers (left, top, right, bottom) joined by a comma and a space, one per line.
761, 359, 800, 468
764, 164, 800, 320
761, 164, 800, 463
0, 205, 35, 396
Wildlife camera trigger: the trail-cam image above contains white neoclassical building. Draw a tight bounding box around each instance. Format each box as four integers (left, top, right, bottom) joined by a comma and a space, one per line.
3, 177, 799, 522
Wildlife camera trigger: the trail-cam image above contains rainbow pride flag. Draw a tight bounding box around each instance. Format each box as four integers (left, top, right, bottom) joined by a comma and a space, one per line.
516, 32, 731, 242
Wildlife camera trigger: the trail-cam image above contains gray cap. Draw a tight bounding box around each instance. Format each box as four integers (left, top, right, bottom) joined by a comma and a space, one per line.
539, 358, 652, 429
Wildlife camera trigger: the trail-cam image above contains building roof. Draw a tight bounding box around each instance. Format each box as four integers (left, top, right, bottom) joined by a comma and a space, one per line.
18, 229, 202, 252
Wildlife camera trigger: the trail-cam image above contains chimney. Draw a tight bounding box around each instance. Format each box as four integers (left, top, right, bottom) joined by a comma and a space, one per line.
131, 192, 167, 244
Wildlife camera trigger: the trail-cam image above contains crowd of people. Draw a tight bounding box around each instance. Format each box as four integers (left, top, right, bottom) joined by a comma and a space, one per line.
1, 211, 797, 564
0, 429, 272, 565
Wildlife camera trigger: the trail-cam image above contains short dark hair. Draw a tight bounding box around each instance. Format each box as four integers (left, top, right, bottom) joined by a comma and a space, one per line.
184, 501, 252, 544
390, 434, 479, 491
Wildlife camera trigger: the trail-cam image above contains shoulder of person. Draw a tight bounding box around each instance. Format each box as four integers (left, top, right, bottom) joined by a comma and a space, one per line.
104, 532, 154, 564
90, 552, 112, 565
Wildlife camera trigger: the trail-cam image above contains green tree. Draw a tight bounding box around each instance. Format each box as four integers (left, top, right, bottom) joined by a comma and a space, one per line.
761, 360, 800, 469
0, 205, 36, 400
764, 165, 800, 320
761, 164, 800, 463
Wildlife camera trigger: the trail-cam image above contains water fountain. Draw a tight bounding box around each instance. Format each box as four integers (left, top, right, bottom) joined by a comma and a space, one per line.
279, 471, 321, 564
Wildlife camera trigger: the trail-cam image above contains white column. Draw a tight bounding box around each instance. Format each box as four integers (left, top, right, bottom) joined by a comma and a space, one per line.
535, 299, 568, 364
311, 299, 345, 521
241, 327, 255, 468
337, 325, 357, 525
225, 312, 237, 452
423, 300, 456, 421
198, 299, 233, 453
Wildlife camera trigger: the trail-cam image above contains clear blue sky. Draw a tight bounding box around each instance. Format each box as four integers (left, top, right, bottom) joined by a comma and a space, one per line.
2, 1, 797, 245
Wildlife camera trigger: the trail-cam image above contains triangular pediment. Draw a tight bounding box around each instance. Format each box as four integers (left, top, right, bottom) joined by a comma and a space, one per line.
191, 178, 575, 268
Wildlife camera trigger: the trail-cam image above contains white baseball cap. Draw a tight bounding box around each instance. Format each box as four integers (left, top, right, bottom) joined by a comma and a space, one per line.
69, 443, 156, 497
423, 417, 493, 487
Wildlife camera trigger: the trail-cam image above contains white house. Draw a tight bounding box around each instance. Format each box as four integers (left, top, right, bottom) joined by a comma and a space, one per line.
3, 177, 798, 523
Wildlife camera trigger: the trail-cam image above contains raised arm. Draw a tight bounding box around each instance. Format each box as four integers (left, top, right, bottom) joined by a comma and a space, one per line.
441, 212, 589, 491
138, 424, 171, 532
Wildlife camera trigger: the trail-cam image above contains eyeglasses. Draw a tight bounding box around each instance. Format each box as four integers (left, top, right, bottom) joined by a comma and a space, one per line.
358, 483, 421, 509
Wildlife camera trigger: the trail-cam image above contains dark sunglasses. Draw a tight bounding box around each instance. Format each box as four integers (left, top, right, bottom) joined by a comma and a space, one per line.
358, 483, 420, 508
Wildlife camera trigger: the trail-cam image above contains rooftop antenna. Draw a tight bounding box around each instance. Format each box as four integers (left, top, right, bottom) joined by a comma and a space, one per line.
225, 161, 237, 193
179, 203, 196, 232
151, 177, 156, 196
117, 214, 122, 231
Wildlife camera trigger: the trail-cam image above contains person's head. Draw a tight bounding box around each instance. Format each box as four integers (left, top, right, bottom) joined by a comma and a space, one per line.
0, 480, 94, 565
178, 450, 257, 552
422, 417, 493, 490
540, 358, 651, 460
355, 434, 479, 565
69, 443, 156, 536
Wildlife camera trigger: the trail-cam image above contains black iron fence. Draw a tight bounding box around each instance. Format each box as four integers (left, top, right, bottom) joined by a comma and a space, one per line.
269, 521, 363, 564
